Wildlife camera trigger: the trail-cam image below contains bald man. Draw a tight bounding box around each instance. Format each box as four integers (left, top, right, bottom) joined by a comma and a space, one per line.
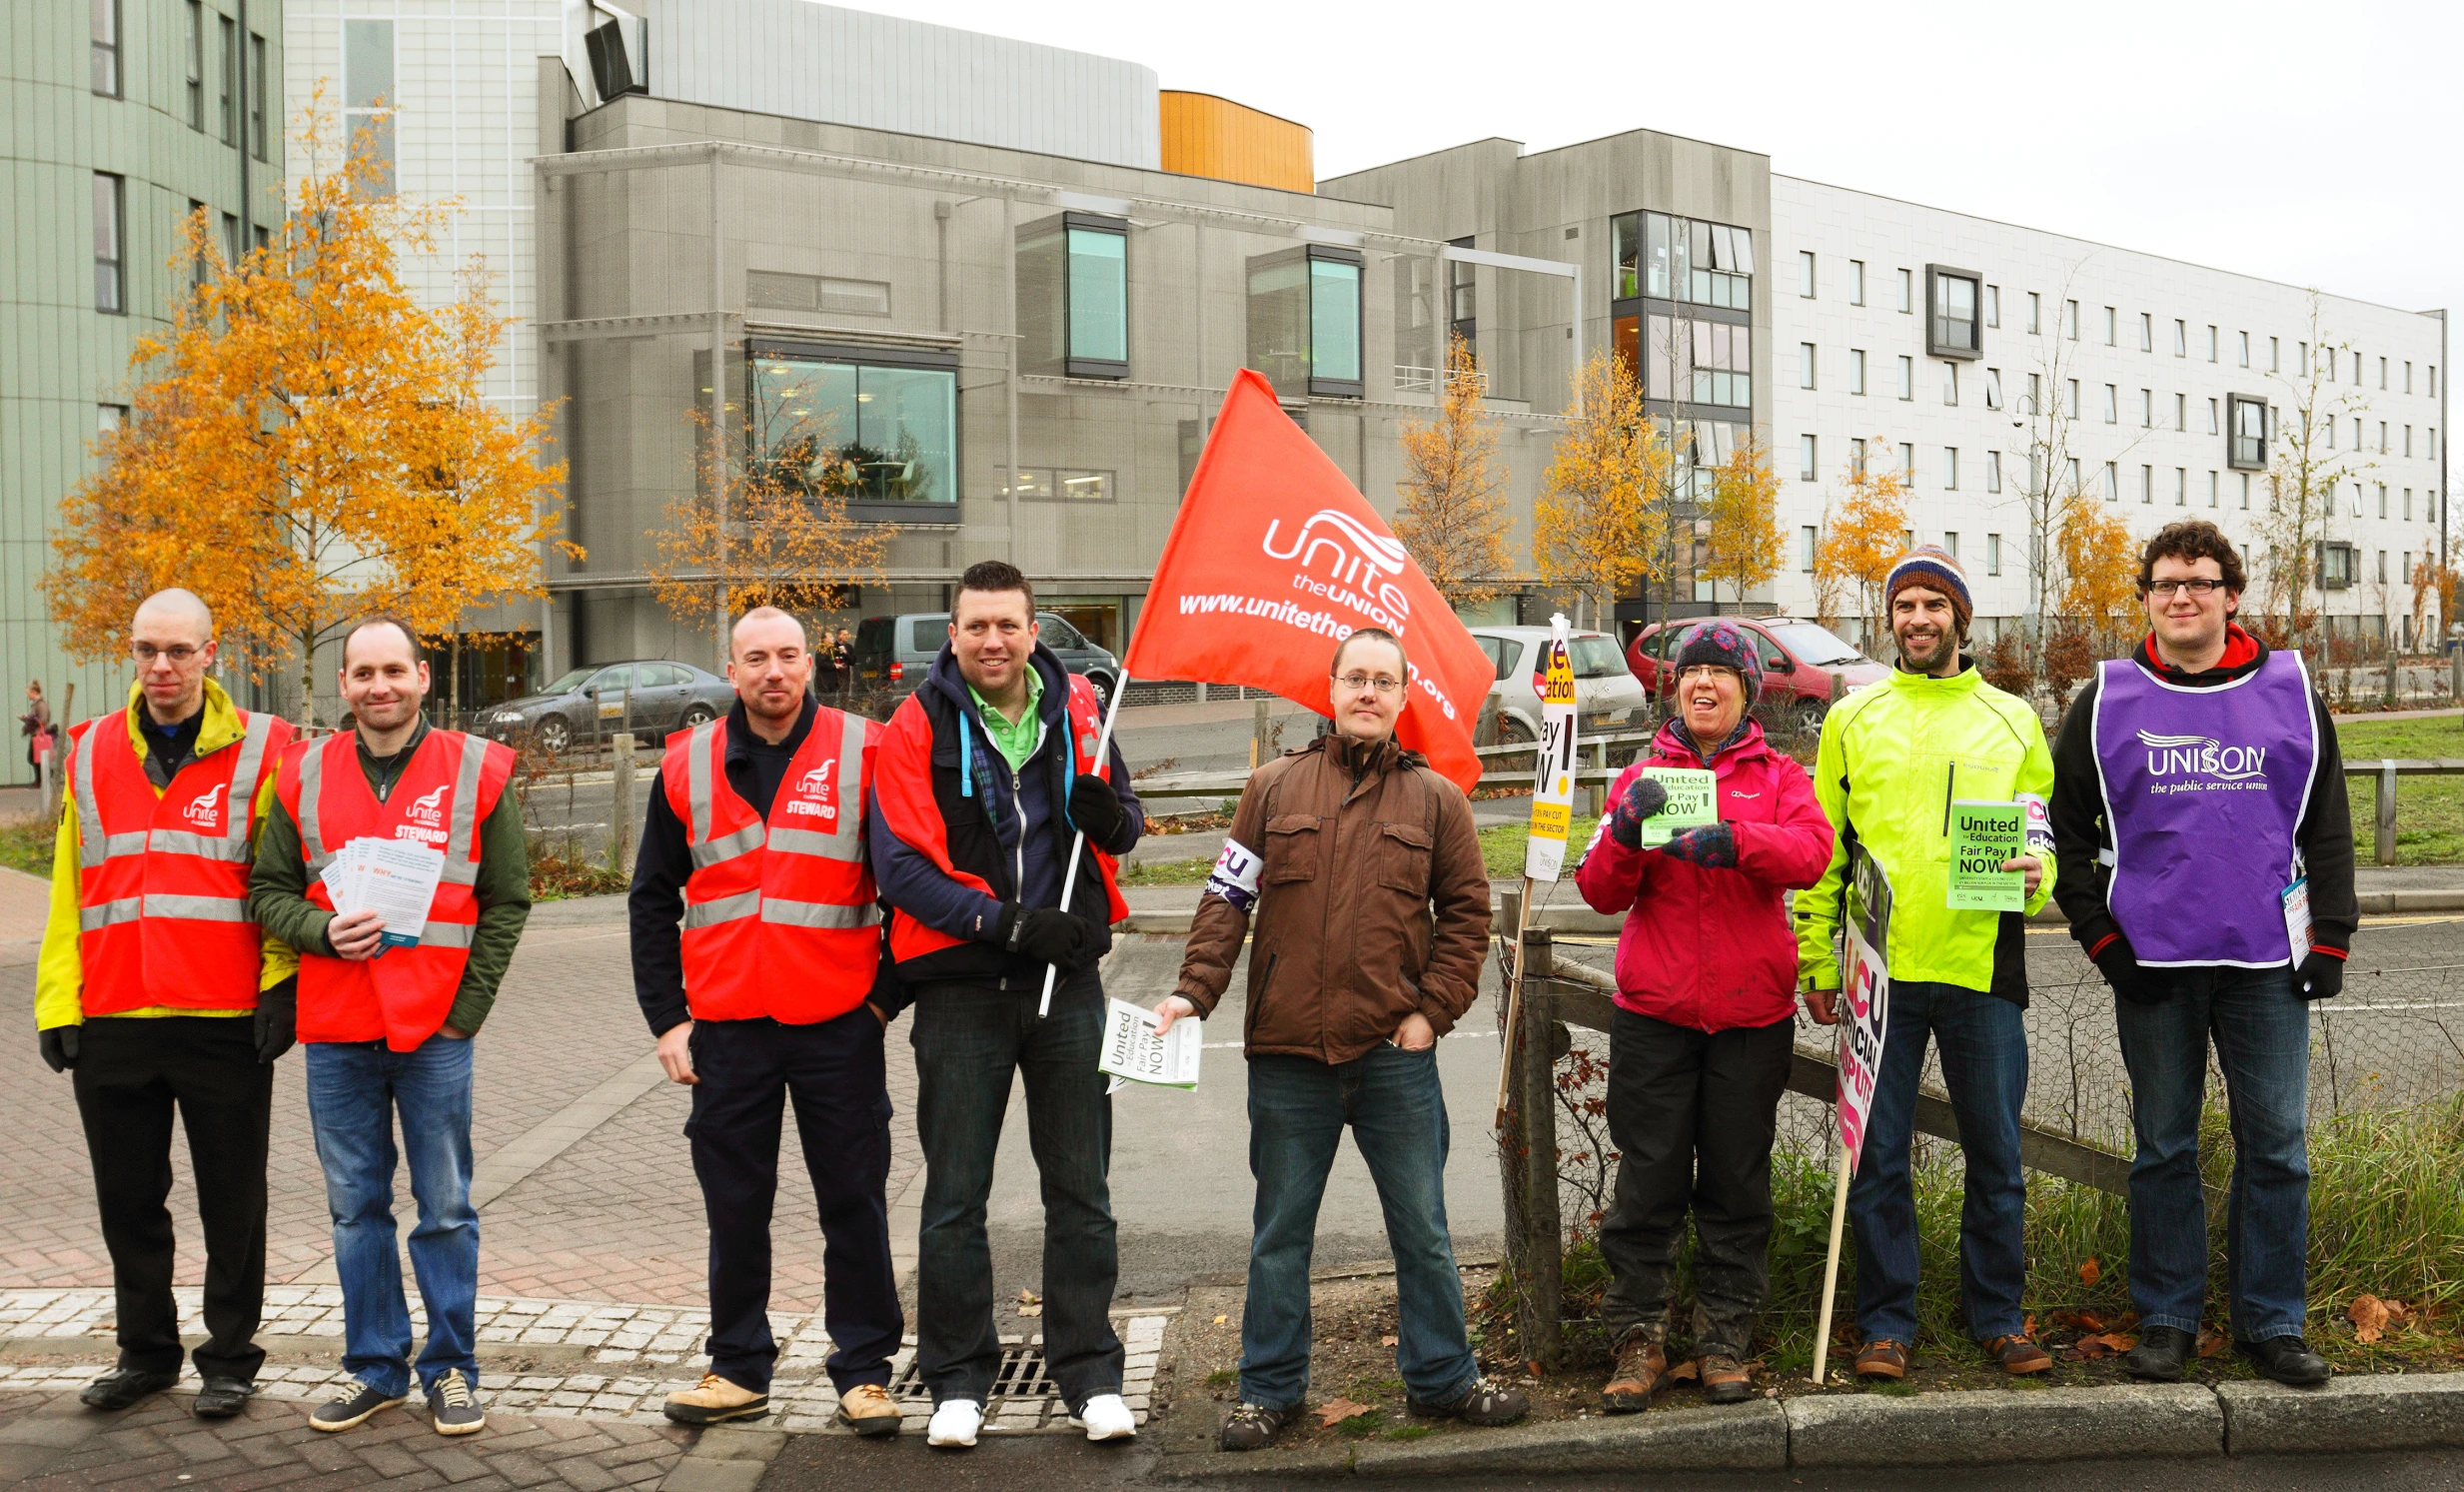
36, 590, 297, 1419
626, 609, 905, 1435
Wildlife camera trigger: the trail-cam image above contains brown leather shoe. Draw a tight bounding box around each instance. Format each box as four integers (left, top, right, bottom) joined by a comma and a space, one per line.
1982, 1335, 2052, 1375
1601, 1332, 1668, 1413
1699, 1354, 1752, 1405
1852, 1339, 1909, 1379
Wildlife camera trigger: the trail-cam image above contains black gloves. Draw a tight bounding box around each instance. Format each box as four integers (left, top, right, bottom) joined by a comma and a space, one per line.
2295, 950, 2344, 1000
255, 976, 299, 1063
1605, 774, 1671, 849
1661, 821, 1739, 868
1067, 772, 1127, 846
998, 903, 1103, 971
38, 1025, 79, 1073
2092, 932, 2164, 1004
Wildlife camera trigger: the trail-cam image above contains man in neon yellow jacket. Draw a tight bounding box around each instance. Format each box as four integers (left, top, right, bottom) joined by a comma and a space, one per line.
1796, 548, 2055, 1381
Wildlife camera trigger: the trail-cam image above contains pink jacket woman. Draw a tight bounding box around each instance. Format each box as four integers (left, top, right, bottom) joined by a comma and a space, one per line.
1575, 717, 1835, 1032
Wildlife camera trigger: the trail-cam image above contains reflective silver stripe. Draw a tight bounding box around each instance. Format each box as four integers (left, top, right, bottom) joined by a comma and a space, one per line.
100, 830, 150, 859
77, 897, 144, 932
688, 821, 764, 870
440, 734, 491, 886
810, 713, 868, 861
138, 892, 253, 922
143, 828, 251, 862
223, 712, 277, 845
297, 738, 332, 872
761, 897, 881, 930
683, 721, 720, 844
419, 921, 475, 950
764, 826, 850, 857
73, 726, 105, 870
682, 888, 761, 929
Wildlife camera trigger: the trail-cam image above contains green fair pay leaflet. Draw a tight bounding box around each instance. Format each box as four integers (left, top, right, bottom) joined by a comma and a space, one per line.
1947, 800, 2026, 911
1638, 767, 1719, 847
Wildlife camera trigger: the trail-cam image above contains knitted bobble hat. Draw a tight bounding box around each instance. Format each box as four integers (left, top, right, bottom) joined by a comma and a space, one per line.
1884, 546, 1973, 636
1671, 620, 1763, 695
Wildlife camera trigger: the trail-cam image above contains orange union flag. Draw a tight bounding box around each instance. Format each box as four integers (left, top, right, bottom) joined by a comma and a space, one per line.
1125, 369, 1494, 790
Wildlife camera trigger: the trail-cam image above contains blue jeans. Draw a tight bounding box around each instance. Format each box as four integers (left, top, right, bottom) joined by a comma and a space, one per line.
305, 1034, 479, 1399
1847, 980, 2029, 1345
1241, 1043, 1476, 1411
2113, 966, 2310, 1341
910, 971, 1122, 1411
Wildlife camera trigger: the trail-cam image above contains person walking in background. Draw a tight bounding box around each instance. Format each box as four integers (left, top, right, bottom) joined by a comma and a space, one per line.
1797, 547, 2057, 1381
2049, 520, 2353, 1388
35, 590, 295, 1421
251, 615, 530, 1438
21, 680, 51, 776
1575, 622, 1834, 1410
833, 628, 857, 703
867, 561, 1144, 1450
1158, 628, 1523, 1453
628, 607, 905, 1436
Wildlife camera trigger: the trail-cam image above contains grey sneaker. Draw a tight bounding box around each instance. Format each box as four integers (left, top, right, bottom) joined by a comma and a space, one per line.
311, 1381, 407, 1432
1219, 1402, 1294, 1452
428, 1369, 486, 1436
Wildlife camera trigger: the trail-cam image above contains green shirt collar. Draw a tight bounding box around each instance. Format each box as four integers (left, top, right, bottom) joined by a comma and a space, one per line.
968, 668, 1045, 772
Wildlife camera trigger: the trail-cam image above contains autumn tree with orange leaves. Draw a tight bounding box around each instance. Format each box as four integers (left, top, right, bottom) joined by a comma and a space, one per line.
1394, 334, 1510, 610
1536, 349, 1669, 630
1700, 436, 1783, 611
2042, 494, 2138, 705
43, 109, 570, 724
1812, 441, 1910, 648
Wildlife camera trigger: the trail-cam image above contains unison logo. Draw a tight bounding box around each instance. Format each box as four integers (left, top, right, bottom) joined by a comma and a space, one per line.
2137, 730, 2267, 780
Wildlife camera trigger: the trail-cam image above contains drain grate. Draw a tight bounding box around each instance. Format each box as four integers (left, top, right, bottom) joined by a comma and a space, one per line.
887, 1345, 1054, 1407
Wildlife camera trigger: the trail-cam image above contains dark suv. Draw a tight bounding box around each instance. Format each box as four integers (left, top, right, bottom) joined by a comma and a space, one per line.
1625, 617, 1887, 732
851, 612, 1122, 710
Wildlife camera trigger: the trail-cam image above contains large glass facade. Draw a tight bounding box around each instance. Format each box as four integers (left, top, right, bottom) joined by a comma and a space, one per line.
1310, 257, 1362, 385
1640, 314, 1751, 410
1612, 210, 1754, 310
1068, 227, 1128, 365
1019, 212, 1129, 379
1246, 245, 1364, 398
748, 345, 957, 506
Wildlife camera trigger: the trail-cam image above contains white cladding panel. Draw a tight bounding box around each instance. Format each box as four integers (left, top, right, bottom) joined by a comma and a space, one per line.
1770, 174, 2446, 630
642, 0, 1160, 169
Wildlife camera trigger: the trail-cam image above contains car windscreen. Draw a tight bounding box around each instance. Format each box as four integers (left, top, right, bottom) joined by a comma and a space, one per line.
542, 667, 595, 695
853, 619, 896, 660
1569, 636, 1629, 679
1763, 623, 1863, 668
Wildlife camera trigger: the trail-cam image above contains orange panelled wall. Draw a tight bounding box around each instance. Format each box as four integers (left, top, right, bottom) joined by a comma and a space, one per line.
1158, 92, 1314, 194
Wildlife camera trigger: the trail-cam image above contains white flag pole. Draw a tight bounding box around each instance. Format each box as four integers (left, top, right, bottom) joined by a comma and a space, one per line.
1039, 671, 1133, 1017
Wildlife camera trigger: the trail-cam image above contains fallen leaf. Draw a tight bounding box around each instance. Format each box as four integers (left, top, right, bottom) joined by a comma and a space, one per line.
2385, 1300, 2411, 1324
2089, 1332, 2139, 1354
1317, 1397, 1374, 1427
1017, 1304, 1042, 1318
2078, 1257, 2102, 1288
2051, 1309, 2107, 1334
1213, 1315, 1228, 1326
2073, 1336, 2113, 1360
1666, 1359, 1700, 1382
2021, 1313, 2035, 1338
2349, 1294, 2389, 1343
1016, 1290, 1040, 1306
2195, 1328, 2229, 1359
1379, 1335, 1398, 1347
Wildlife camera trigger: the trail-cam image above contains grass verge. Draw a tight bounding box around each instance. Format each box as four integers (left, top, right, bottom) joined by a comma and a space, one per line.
1479, 814, 1601, 878
0, 814, 54, 877
2334, 717, 2464, 865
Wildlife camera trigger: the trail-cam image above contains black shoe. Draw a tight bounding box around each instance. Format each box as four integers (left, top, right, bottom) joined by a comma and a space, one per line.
2125, 1326, 2195, 1382
1218, 1402, 1295, 1452
2240, 1335, 2331, 1387
311, 1381, 408, 1432
192, 1376, 256, 1418
80, 1368, 179, 1411
427, 1369, 486, 1436
1406, 1376, 1530, 1427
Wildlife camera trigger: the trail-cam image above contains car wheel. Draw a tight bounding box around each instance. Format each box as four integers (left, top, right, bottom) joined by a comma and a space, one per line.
1494, 715, 1538, 775
1085, 672, 1116, 711
679, 705, 716, 731
534, 716, 572, 754
1795, 698, 1828, 737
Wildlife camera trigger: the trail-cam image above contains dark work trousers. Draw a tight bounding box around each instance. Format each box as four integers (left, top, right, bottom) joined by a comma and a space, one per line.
1596, 1007, 1795, 1359
686, 1009, 903, 1395
70, 1016, 273, 1381
909, 968, 1122, 1412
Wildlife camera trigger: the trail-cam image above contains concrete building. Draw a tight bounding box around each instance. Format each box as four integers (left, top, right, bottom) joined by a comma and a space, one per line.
0, 0, 284, 778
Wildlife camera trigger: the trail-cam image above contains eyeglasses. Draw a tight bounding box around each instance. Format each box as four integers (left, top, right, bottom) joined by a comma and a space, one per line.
2144, 579, 2226, 598
1336, 673, 1404, 695
131, 644, 201, 665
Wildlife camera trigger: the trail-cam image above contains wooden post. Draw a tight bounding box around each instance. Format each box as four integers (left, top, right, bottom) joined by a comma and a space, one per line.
2378, 758, 2398, 866
611, 732, 637, 874
1251, 699, 1269, 770
1517, 923, 1562, 1371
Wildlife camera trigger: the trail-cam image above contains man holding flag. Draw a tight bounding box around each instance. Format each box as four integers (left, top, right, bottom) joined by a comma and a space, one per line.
866, 560, 1144, 1451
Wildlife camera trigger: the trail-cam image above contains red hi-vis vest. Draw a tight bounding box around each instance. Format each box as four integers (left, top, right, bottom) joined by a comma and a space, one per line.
881, 672, 1129, 966
663, 708, 883, 1023
70, 708, 292, 1014
279, 728, 516, 1050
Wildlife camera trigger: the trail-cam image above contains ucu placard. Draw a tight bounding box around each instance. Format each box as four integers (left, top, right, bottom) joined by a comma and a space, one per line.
2090, 651, 2316, 966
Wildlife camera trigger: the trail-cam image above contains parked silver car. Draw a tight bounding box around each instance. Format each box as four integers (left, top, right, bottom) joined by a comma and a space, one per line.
1468, 626, 1652, 743
477, 661, 736, 752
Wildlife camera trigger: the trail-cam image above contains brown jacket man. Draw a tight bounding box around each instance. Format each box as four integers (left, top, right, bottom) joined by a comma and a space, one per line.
1156, 628, 1522, 1453
1170, 733, 1490, 1059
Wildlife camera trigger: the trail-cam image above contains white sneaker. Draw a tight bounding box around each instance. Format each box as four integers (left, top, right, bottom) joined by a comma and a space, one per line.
926, 1398, 981, 1449
1070, 1392, 1137, 1442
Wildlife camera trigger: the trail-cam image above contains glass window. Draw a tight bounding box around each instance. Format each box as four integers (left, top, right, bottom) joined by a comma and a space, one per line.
1800, 250, 1816, 298
1899, 443, 1914, 481
93, 173, 124, 314
1613, 212, 1642, 299
2239, 331, 2250, 367
1944, 532, 1959, 559
1897, 355, 1912, 400
2142, 388, 2153, 428
2027, 292, 2040, 335
98, 404, 128, 433
2208, 325, 2218, 361
250, 34, 268, 161
2065, 299, 2078, 339
2103, 463, 2118, 502
1987, 534, 2002, 576
2173, 320, 2186, 357
1985, 367, 2002, 410
1849, 260, 1865, 306
1000, 467, 1115, 503
749, 348, 958, 506
2229, 394, 2267, 469
1800, 435, 1818, 482
1570, 637, 1628, 679
2209, 398, 2219, 434
344, 20, 396, 196
2174, 469, 2187, 507
2104, 384, 2117, 423
2209, 471, 2219, 508
1929, 270, 1978, 355
1986, 450, 2001, 493
1648, 211, 1672, 298
1246, 247, 1361, 396
1310, 257, 1362, 385
1801, 526, 1818, 571
1984, 285, 1999, 327
1068, 225, 1129, 365
2140, 465, 2153, 501
1897, 268, 1912, 313
1942, 361, 1958, 405
2272, 337, 2281, 372
2065, 378, 2079, 418
2175, 393, 2185, 431
1642, 211, 1750, 308
2103, 306, 2116, 345
186, 2, 204, 128
91, 0, 120, 96
1849, 349, 1866, 396
1943, 448, 1958, 490
220, 16, 237, 143
2139, 312, 2152, 351
1800, 343, 1816, 389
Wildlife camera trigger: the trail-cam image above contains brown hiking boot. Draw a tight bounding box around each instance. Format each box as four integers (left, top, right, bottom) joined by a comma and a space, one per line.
1699, 1353, 1753, 1405
1852, 1339, 1908, 1379
1601, 1331, 1668, 1413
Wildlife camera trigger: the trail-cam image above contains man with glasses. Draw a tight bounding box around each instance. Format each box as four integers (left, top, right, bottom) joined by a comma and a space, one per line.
35, 590, 295, 1420
2050, 519, 2354, 1386
1156, 628, 1522, 1452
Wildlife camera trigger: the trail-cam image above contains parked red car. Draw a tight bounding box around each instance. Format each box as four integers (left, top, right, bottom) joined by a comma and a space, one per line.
1624, 617, 1889, 731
